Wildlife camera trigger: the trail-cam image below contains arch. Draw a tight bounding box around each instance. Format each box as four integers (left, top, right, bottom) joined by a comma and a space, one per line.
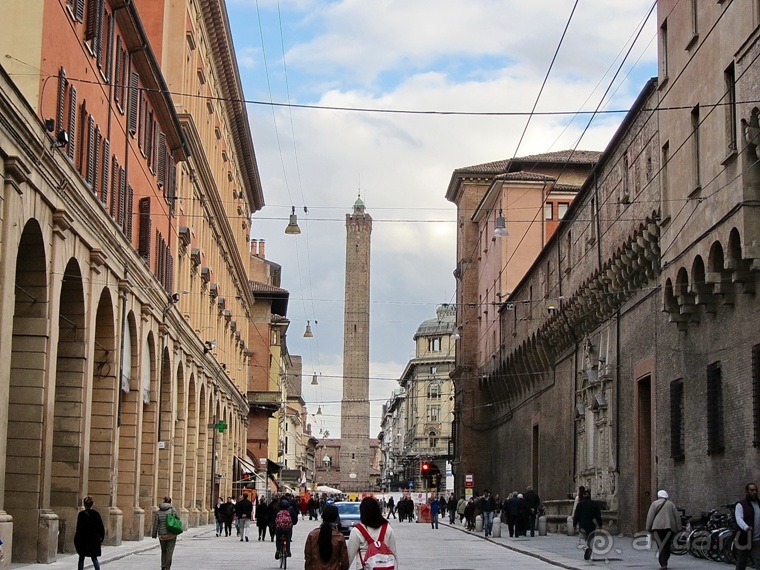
88, 288, 118, 520
117, 311, 141, 540
184, 374, 198, 518
663, 278, 678, 313
427, 430, 438, 448
675, 267, 690, 298
727, 228, 742, 269
6, 220, 49, 562
708, 241, 725, 274
196, 383, 209, 513
156, 347, 173, 501
172, 362, 187, 510
51, 259, 87, 553
139, 332, 158, 534
691, 256, 706, 289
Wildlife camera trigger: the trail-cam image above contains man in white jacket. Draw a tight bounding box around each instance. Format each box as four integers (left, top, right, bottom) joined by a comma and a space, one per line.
645, 490, 681, 570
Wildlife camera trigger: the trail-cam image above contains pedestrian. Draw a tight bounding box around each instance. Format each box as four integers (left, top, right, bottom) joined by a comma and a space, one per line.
573, 490, 603, 561
387, 495, 396, 519
505, 492, 520, 537
571, 485, 585, 518
220, 496, 235, 537
734, 482, 760, 570
515, 493, 529, 536
429, 496, 440, 529
213, 498, 224, 537
74, 496, 105, 570
447, 494, 457, 524
645, 489, 680, 570
308, 496, 320, 520
235, 492, 253, 542
480, 490, 496, 537
304, 504, 349, 570
524, 486, 541, 537
152, 496, 180, 570
456, 495, 467, 524
439, 495, 447, 519
256, 497, 269, 541
464, 497, 476, 531
268, 495, 280, 541
347, 497, 398, 568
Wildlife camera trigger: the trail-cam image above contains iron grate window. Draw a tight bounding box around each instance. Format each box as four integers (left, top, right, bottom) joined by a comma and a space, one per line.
753, 345, 760, 447
670, 379, 684, 459
706, 362, 724, 455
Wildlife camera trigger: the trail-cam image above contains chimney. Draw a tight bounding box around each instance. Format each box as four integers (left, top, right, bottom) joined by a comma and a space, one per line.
258, 240, 265, 259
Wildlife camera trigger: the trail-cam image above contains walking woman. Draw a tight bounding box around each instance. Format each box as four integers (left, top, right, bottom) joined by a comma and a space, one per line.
256, 497, 270, 541
152, 496, 180, 570
304, 504, 349, 570
347, 497, 397, 568
74, 496, 105, 570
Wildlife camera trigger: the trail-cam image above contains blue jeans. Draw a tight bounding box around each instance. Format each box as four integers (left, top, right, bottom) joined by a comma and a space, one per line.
431, 512, 439, 528
483, 511, 494, 535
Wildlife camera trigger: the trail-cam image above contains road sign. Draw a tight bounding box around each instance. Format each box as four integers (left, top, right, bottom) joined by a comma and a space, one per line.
465, 473, 474, 488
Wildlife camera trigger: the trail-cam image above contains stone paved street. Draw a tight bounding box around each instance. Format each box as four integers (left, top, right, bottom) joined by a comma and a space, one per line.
9, 515, 730, 569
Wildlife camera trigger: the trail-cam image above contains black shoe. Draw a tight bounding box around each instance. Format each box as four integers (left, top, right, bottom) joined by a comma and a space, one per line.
245, 537, 249, 542
271, 537, 274, 542
584, 547, 592, 561
287, 552, 291, 557
275, 551, 280, 560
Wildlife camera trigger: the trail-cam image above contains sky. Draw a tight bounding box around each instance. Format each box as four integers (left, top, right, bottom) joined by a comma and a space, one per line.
225, 0, 659, 439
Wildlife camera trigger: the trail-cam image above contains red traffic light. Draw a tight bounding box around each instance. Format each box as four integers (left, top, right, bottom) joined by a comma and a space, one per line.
421, 462, 430, 471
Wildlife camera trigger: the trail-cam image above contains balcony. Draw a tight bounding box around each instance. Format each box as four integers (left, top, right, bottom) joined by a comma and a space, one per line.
247, 390, 281, 415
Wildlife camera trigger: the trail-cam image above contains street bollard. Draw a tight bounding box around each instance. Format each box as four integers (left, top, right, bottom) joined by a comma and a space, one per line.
538, 515, 547, 536
492, 516, 501, 538
566, 515, 575, 536
475, 514, 483, 532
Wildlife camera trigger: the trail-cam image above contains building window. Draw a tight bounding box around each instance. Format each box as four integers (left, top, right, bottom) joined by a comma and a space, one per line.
659, 19, 669, 80
428, 337, 441, 352
753, 345, 760, 447
544, 202, 553, 220
428, 383, 440, 399
670, 379, 684, 459
706, 362, 724, 454
661, 141, 670, 221
558, 203, 569, 219
725, 63, 737, 154
426, 405, 441, 423
691, 105, 702, 192
430, 366, 437, 375
428, 432, 437, 448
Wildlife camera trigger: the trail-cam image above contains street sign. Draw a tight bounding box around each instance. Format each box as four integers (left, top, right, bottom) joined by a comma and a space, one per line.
216, 420, 227, 433
465, 473, 474, 488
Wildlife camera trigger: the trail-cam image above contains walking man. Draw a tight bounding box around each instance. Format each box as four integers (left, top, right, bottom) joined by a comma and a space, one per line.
387, 495, 396, 519
735, 483, 760, 570
645, 490, 680, 570
573, 490, 603, 561
235, 493, 254, 542
524, 486, 541, 537
429, 496, 439, 529
481, 490, 496, 537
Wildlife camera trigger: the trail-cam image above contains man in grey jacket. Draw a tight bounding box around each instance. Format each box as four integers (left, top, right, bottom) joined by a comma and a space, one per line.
645, 490, 680, 570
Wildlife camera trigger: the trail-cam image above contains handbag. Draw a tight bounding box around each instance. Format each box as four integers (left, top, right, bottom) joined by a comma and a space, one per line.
165, 511, 183, 535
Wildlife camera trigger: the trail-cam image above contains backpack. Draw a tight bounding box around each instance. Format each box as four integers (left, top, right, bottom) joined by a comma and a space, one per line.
275, 508, 293, 532
356, 523, 396, 570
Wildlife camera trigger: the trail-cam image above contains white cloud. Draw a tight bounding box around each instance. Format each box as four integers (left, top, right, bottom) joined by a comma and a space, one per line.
238, 0, 657, 438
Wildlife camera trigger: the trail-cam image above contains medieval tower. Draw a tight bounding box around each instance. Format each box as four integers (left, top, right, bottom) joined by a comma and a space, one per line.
340, 196, 372, 492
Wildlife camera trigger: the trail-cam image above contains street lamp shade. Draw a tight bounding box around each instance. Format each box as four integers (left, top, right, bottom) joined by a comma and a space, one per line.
285, 206, 301, 234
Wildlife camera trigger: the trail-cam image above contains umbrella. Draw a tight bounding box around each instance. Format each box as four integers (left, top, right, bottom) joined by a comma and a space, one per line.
316, 485, 342, 494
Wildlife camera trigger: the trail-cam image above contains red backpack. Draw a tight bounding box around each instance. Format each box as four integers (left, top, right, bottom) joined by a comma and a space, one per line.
275, 508, 293, 531
356, 523, 396, 570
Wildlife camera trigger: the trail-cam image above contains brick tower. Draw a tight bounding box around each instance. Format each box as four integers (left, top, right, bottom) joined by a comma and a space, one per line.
340, 196, 372, 492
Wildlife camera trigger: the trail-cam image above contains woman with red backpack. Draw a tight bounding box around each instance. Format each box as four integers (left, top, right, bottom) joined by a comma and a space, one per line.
346, 497, 397, 569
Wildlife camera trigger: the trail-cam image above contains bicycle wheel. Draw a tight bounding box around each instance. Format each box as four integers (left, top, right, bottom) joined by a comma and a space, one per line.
688, 529, 711, 559
671, 529, 689, 555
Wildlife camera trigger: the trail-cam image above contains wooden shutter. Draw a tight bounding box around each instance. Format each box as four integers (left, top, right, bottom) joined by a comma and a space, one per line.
138, 198, 151, 260
95, 3, 106, 68
86, 115, 96, 185
118, 166, 126, 227
157, 132, 167, 187
92, 126, 101, 194
128, 71, 139, 134
85, 0, 100, 42
100, 138, 109, 205
104, 12, 114, 80
110, 156, 119, 217
166, 248, 173, 293
67, 86, 77, 160
56, 68, 67, 133
74, 0, 85, 22
126, 185, 134, 240
156, 232, 164, 282
167, 160, 176, 212
114, 37, 122, 104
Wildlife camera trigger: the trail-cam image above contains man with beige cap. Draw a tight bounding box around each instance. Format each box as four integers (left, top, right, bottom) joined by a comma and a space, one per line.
645, 490, 680, 570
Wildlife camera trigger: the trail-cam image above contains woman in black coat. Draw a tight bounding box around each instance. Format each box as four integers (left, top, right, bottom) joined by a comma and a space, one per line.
74, 496, 105, 570
256, 497, 269, 541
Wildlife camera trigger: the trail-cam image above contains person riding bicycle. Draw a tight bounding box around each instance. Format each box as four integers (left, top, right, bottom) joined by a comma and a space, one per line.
275, 498, 298, 559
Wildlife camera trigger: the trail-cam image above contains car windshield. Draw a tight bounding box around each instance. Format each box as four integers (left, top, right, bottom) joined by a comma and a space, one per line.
336, 503, 360, 515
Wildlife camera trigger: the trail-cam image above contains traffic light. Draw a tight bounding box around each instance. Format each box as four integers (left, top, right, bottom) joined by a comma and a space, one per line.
420, 461, 430, 480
